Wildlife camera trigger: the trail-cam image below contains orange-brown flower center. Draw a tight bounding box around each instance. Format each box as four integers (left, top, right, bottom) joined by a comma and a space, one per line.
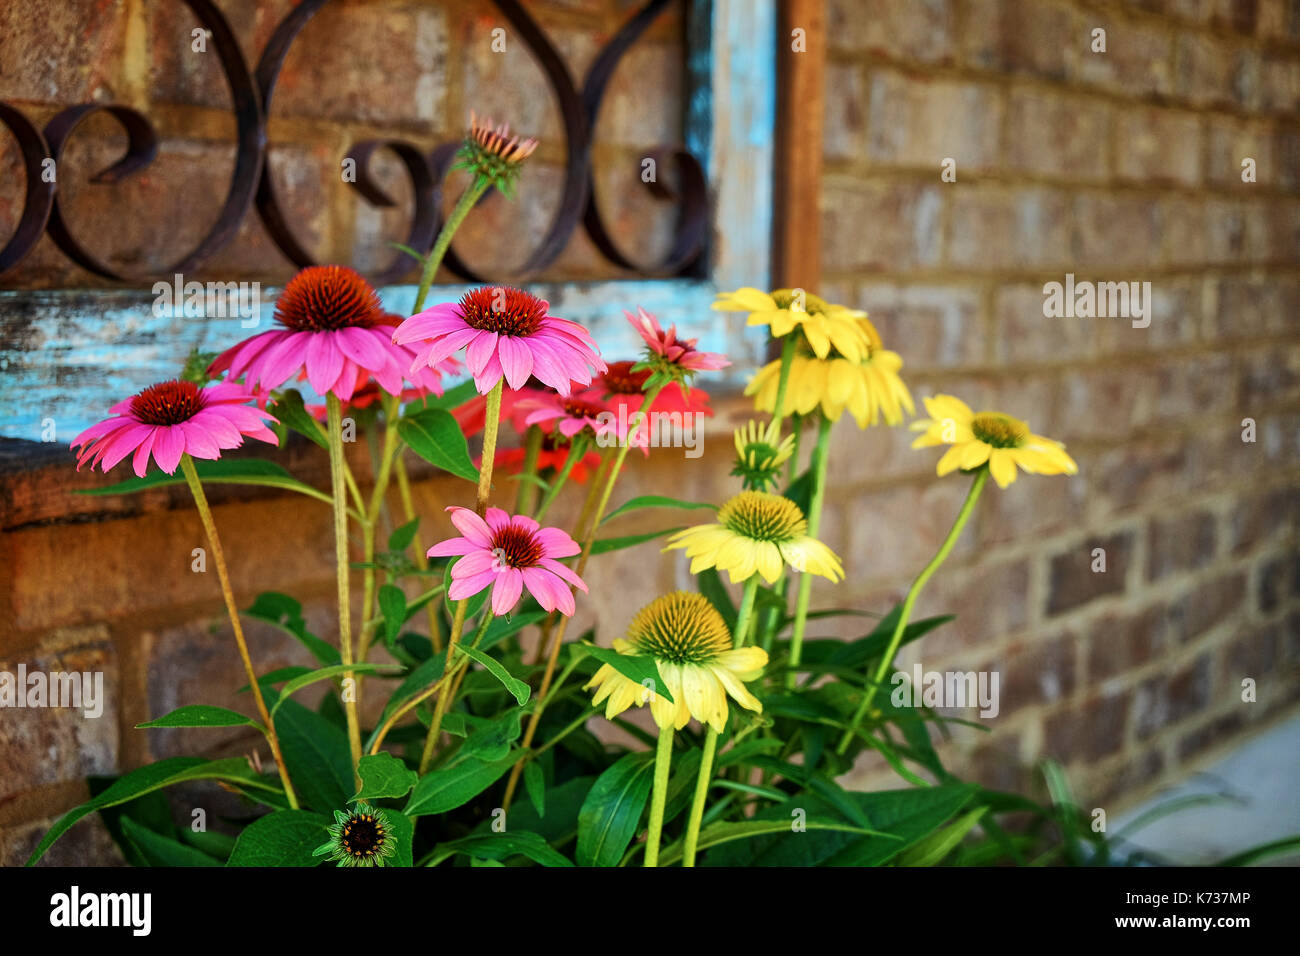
275, 265, 384, 332
561, 397, 605, 419
490, 523, 544, 568
130, 381, 206, 426
602, 360, 650, 395
459, 287, 547, 336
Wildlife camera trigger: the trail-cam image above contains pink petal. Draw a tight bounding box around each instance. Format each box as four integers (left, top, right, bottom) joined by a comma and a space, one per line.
305, 331, 345, 396
447, 506, 493, 548
428, 536, 474, 558
539, 556, 587, 591
490, 568, 524, 615
151, 425, 186, 474
497, 336, 534, 390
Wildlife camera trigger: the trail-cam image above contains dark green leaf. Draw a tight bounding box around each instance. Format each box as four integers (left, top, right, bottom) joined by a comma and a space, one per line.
388, 518, 420, 552
405, 755, 517, 817
577, 752, 655, 867
245, 592, 339, 665
399, 408, 479, 482
120, 817, 223, 867
600, 494, 716, 525
268, 389, 328, 449
590, 526, 684, 555
76, 457, 332, 507
227, 810, 330, 867
353, 752, 419, 802
274, 700, 355, 813
136, 705, 258, 730
457, 645, 530, 706
582, 645, 674, 703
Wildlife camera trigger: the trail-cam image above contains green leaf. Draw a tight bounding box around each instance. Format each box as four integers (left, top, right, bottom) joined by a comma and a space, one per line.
428, 831, 574, 868
378, 585, 407, 648
600, 494, 716, 525
898, 806, 988, 866
461, 709, 524, 762
405, 755, 518, 817
405, 378, 478, 414
136, 705, 259, 730
577, 752, 655, 867
353, 752, 419, 802
245, 592, 339, 665
1214, 835, 1300, 867
76, 457, 333, 507
270, 662, 398, 717
227, 810, 330, 866
387, 811, 415, 867
388, 518, 420, 552
25, 757, 279, 866
268, 388, 328, 449
582, 645, 673, 703
120, 817, 223, 867
399, 408, 479, 482
456, 645, 530, 706
274, 700, 355, 813
524, 762, 546, 819
590, 526, 684, 555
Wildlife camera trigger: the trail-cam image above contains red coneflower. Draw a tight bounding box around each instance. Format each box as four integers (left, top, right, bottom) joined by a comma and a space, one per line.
72, 381, 277, 476
394, 286, 605, 396
595, 359, 715, 419
627, 306, 730, 375
209, 266, 448, 401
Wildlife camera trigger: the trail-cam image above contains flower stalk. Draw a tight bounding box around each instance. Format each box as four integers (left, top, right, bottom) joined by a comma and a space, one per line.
325, 394, 365, 771
787, 413, 833, 687
179, 455, 298, 809
682, 574, 759, 866
836, 467, 989, 754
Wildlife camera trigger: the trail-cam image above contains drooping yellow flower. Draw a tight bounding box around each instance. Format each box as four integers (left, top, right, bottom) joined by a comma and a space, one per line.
712, 287, 873, 362
731, 419, 795, 491
666, 491, 843, 584
910, 394, 1078, 489
746, 329, 914, 428
584, 591, 767, 732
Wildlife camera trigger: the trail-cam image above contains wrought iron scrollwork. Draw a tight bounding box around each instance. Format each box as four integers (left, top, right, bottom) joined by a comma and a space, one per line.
0, 0, 708, 284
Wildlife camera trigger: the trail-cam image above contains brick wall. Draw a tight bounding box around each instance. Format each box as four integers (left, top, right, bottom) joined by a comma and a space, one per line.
2, 0, 1300, 865
818, 0, 1300, 803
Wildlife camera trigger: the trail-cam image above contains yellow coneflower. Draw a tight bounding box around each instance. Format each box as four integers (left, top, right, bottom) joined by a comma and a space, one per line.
746, 320, 914, 428
584, 591, 768, 732
731, 419, 795, 491
665, 491, 843, 584
712, 287, 872, 362
910, 394, 1078, 488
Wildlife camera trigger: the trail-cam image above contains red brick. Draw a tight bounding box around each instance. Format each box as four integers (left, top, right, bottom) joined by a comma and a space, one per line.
946, 186, 1072, 270
1257, 551, 1300, 614
1044, 687, 1130, 762
1227, 486, 1300, 555
1176, 710, 1246, 761
827, 0, 959, 63
1206, 115, 1274, 187
1238, 344, 1300, 408
1087, 603, 1178, 680
1174, 32, 1259, 109
849, 283, 986, 369
1085, 436, 1192, 521
1072, 14, 1176, 98
1004, 88, 1111, 182
992, 284, 1099, 365
1071, 194, 1164, 269
866, 72, 1003, 171
1219, 624, 1280, 688
821, 180, 943, 272
1260, 53, 1300, 112
1133, 653, 1214, 739
0, 638, 119, 802
919, 558, 1033, 655
1147, 509, 1218, 581
1046, 529, 1135, 616
1179, 572, 1249, 641
961, 0, 1081, 80
824, 62, 868, 161
1115, 108, 1202, 186
0, 0, 130, 103
990, 631, 1078, 715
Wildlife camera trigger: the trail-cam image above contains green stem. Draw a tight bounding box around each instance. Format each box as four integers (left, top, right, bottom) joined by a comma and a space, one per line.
412, 176, 490, 315
419, 597, 469, 774
503, 384, 664, 810
515, 425, 544, 514
682, 575, 759, 866
534, 434, 588, 522
787, 413, 833, 689
644, 724, 675, 868
393, 452, 443, 653
179, 456, 298, 809
835, 468, 989, 754
326, 394, 363, 772
475, 380, 504, 516
358, 395, 403, 663
770, 334, 798, 425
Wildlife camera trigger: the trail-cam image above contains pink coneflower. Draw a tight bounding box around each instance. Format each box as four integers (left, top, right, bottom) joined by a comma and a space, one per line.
394, 286, 605, 396
72, 381, 277, 476
208, 266, 440, 401
429, 506, 587, 616
626, 306, 730, 373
